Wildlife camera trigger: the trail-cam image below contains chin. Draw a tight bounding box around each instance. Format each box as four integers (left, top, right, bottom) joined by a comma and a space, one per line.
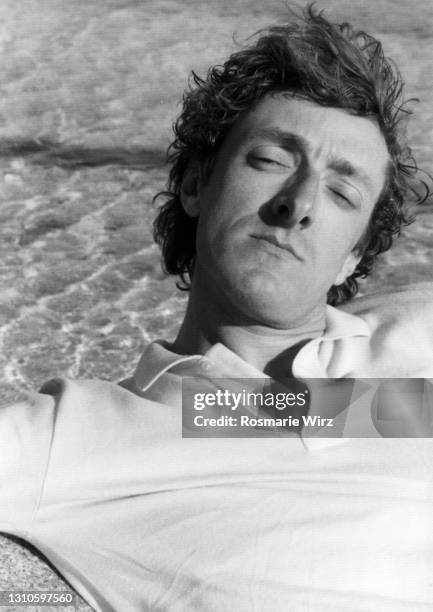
229, 274, 305, 328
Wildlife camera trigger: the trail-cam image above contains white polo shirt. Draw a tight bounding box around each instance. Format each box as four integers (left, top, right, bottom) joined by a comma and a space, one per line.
0, 299, 432, 611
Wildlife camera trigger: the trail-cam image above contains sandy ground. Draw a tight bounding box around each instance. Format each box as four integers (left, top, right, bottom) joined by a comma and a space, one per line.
0, 1, 432, 608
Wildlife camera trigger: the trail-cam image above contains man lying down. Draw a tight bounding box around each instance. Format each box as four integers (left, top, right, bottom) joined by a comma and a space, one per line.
1, 5, 433, 611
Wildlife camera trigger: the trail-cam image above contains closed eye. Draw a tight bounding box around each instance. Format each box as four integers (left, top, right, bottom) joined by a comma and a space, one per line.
248, 146, 297, 172
249, 156, 293, 173
329, 187, 354, 208
254, 156, 286, 166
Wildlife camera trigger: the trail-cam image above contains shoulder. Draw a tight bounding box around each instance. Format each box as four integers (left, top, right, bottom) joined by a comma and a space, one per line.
340, 282, 433, 320
34, 377, 160, 443
339, 283, 433, 376
1, 378, 170, 495
1, 378, 150, 456
37, 377, 140, 413
0, 380, 130, 529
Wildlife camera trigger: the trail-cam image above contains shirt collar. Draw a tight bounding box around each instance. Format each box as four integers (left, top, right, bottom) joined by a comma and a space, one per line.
133, 305, 370, 392
133, 340, 202, 393
322, 304, 370, 339
133, 339, 355, 452
133, 340, 267, 393
131, 307, 371, 452
292, 306, 370, 378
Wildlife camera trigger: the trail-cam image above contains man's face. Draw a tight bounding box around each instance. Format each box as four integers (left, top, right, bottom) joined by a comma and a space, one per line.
184, 94, 389, 328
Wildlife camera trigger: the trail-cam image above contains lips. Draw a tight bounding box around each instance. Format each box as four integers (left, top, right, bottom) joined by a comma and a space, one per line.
250, 233, 304, 261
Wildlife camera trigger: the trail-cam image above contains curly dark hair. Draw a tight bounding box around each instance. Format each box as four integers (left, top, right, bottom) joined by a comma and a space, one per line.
153, 4, 427, 306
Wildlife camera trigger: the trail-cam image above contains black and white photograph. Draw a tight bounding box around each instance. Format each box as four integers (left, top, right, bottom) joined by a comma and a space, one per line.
0, 0, 432, 610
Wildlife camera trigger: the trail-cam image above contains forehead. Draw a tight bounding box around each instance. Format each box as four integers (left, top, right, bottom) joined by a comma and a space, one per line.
224, 93, 389, 198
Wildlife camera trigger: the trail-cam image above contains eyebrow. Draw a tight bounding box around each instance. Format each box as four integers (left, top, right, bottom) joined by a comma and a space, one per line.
327, 157, 375, 194
248, 127, 376, 194
249, 127, 306, 154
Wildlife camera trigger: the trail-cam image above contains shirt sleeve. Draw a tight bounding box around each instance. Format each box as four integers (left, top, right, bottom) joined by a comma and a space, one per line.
0, 388, 56, 538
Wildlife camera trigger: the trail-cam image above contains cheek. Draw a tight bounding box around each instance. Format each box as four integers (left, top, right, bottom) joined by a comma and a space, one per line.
329, 236, 356, 262
319, 211, 368, 257
202, 162, 263, 214
198, 188, 254, 249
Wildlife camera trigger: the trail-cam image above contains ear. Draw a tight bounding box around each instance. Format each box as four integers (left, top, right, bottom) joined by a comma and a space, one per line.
334, 251, 361, 286
180, 164, 202, 218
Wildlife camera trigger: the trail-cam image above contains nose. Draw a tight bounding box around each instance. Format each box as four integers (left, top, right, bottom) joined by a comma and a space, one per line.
260, 167, 318, 230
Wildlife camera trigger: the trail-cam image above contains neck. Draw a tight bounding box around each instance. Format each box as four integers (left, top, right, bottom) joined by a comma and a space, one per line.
172, 275, 326, 375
